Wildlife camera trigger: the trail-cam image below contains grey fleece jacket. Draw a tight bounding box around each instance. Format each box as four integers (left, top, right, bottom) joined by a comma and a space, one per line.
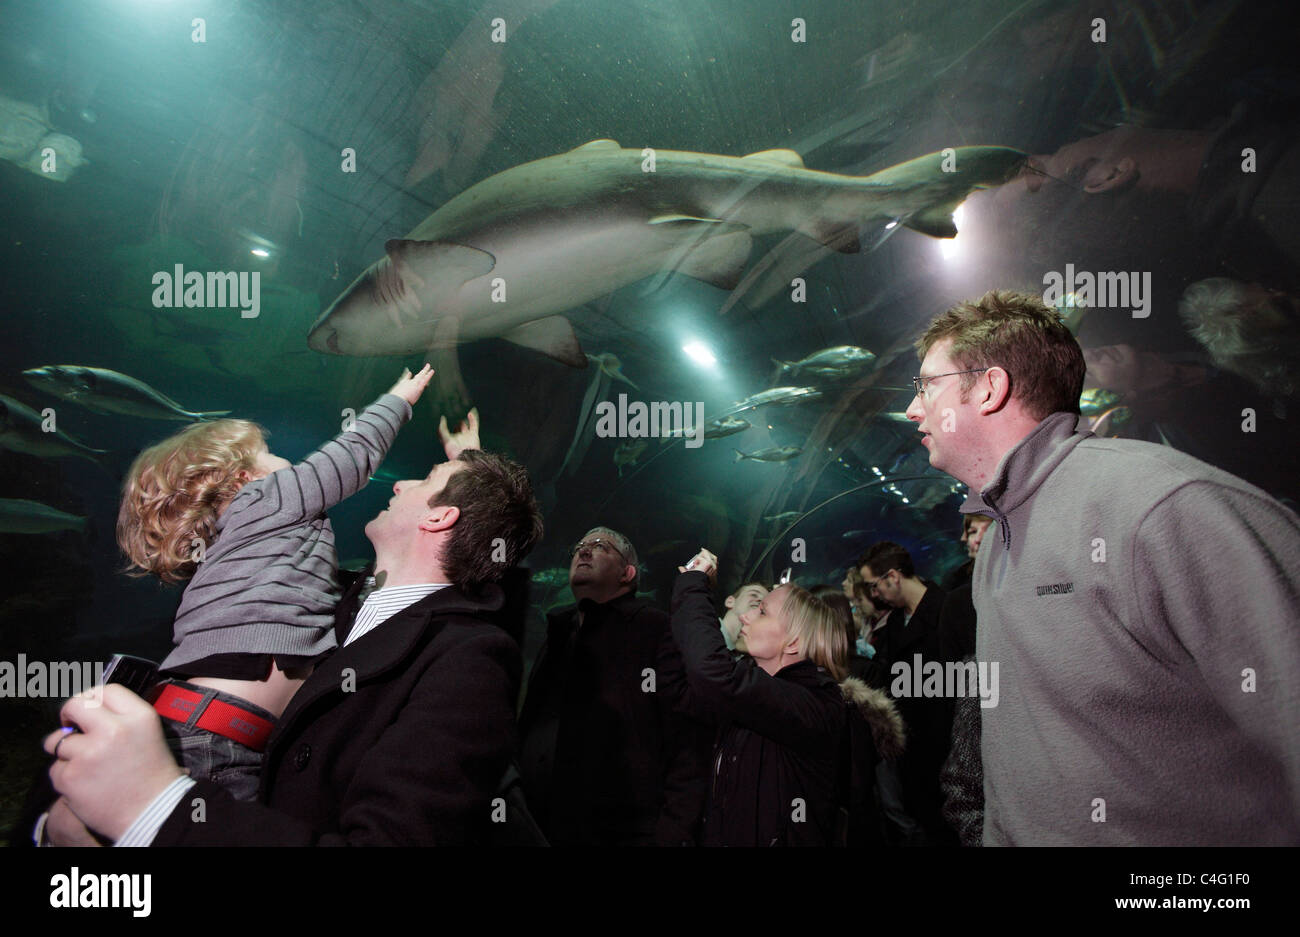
964, 411, 1300, 845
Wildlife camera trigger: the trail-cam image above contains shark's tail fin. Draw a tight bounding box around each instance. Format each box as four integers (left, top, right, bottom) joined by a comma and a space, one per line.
733, 448, 747, 463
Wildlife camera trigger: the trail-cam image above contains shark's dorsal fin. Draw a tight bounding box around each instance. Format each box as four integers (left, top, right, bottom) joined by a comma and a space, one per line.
501, 316, 587, 367
741, 148, 805, 167
572, 139, 622, 152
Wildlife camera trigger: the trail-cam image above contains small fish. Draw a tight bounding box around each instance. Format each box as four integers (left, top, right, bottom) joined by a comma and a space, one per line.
587, 352, 640, 391
880, 411, 915, 424
634, 589, 658, 601
660, 415, 752, 443
704, 416, 752, 438
0, 498, 87, 535
0, 394, 108, 464
734, 445, 802, 463
614, 438, 649, 476
842, 529, 873, 540
775, 345, 876, 379
730, 386, 823, 412
23, 365, 231, 422
764, 511, 803, 524
1079, 387, 1121, 416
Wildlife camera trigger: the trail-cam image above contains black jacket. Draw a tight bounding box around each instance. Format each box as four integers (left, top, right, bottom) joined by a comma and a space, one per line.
671, 571, 847, 846
517, 589, 709, 845
872, 581, 957, 845
154, 573, 522, 845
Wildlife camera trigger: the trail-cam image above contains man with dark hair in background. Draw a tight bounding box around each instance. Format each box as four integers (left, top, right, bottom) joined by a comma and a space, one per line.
858, 541, 953, 846
906, 288, 1300, 845
44, 437, 546, 846
517, 526, 709, 845
720, 581, 767, 653
944, 513, 993, 591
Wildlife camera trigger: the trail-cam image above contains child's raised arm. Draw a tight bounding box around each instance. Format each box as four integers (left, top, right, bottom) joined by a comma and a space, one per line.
222, 365, 434, 538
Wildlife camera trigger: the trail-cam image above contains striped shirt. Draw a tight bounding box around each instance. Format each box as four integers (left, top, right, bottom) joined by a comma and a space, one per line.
344, 583, 449, 647
160, 394, 412, 675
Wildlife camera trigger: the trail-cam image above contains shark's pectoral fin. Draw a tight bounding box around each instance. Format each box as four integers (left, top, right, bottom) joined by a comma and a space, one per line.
741, 148, 806, 168
795, 221, 861, 253
429, 317, 473, 421
647, 214, 745, 230
901, 203, 960, 239
501, 316, 587, 367
671, 230, 754, 290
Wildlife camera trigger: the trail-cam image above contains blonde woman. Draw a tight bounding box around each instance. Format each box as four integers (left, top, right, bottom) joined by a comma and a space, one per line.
111, 366, 435, 799
672, 548, 903, 846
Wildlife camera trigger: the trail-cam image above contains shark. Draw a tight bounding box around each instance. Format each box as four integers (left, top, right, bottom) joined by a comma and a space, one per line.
309, 140, 1027, 364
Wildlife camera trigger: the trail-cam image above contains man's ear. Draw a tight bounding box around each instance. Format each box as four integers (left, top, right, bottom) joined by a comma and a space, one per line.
620, 564, 637, 586
981, 366, 1013, 414
420, 504, 460, 533
724, 594, 737, 610
1085, 156, 1138, 193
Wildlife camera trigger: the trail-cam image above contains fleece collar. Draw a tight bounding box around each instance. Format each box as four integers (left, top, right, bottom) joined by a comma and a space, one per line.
961, 412, 1092, 549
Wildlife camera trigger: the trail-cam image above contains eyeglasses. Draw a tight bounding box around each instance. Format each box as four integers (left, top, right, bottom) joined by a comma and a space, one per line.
570, 538, 627, 564
912, 368, 993, 399
862, 571, 893, 593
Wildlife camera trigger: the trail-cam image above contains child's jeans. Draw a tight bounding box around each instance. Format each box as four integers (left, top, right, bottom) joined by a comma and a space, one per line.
156, 680, 274, 802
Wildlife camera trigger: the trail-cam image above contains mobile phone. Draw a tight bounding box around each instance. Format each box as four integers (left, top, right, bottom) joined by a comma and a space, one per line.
101, 654, 160, 697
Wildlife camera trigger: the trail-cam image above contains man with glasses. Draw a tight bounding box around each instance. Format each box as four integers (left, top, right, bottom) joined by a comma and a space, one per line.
855, 542, 952, 846
518, 527, 708, 845
904, 288, 1300, 845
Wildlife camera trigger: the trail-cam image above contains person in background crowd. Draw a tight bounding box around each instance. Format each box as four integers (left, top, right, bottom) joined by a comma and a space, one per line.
671, 549, 903, 846
943, 513, 994, 590
517, 526, 710, 846
720, 581, 768, 653
858, 541, 954, 846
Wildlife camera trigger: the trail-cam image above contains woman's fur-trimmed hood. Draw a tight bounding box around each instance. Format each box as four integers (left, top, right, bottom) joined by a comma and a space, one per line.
840, 677, 906, 761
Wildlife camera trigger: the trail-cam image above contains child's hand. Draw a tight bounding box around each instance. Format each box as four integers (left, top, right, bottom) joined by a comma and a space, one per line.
388, 364, 435, 406
439, 408, 480, 461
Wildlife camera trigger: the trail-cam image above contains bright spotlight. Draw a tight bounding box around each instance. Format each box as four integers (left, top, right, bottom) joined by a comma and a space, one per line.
682, 341, 717, 367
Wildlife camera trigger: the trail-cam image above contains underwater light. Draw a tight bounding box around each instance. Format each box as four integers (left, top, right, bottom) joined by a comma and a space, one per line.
938, 205, 966, 262
250, 248, 270, 258
682, 341, 717, 367
885, 220, 898, 229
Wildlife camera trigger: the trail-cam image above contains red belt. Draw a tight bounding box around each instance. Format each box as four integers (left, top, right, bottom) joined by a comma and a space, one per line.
152, 683, 275, 753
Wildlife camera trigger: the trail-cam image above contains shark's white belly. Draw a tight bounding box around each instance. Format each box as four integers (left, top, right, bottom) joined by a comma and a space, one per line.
425, 216, 682, 343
